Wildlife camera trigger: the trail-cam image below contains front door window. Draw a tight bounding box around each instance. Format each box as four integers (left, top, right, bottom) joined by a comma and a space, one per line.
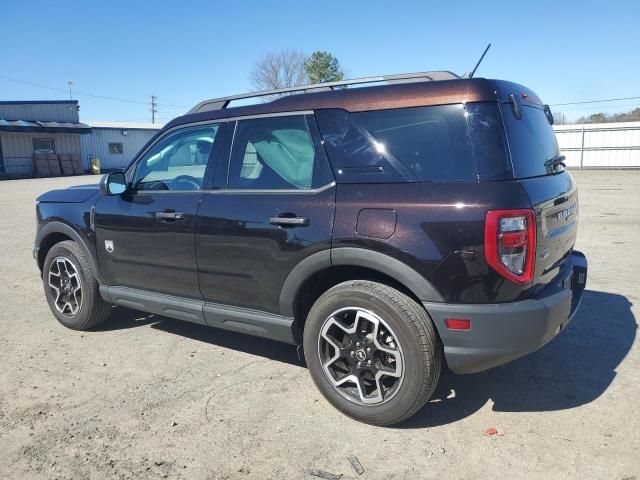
133, 125, 220, 191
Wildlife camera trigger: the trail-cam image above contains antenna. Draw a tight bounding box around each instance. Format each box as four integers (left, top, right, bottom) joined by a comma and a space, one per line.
469, 43, 491, 78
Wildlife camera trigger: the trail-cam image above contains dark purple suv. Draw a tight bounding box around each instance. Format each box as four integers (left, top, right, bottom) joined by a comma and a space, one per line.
34, 71, 587, 425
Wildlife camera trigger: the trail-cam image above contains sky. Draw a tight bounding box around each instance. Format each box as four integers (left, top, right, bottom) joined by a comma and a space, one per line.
1, 0, 639, 124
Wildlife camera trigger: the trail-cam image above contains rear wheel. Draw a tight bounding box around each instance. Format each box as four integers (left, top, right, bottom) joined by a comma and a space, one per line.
43, 240, 110, 330
303, 280, 442, 426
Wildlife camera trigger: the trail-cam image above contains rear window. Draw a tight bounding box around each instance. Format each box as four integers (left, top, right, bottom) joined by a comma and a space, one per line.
500, 104, 561, 178
315, 103, 511, 183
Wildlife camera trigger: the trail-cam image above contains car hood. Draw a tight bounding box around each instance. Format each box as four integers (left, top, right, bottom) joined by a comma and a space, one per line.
37, 184, 100, 203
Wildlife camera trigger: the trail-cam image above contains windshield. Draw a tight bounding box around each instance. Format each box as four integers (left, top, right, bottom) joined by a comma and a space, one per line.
500, 104, 561, 178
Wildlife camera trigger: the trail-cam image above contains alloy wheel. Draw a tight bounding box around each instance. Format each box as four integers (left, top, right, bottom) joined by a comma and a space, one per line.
48, 256, 83, 318
317, 307, 404, 405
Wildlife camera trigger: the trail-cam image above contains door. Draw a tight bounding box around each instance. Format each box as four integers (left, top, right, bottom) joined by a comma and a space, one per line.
95, 123, 223, 299
196, 114, 335, 314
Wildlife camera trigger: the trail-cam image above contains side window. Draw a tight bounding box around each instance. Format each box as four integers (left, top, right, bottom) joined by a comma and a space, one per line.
133, 124, 219, 191
316, 105, 509, 183
228, 115, 325, 190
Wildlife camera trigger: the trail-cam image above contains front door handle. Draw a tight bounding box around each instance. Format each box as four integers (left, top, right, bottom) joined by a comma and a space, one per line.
154, 211, 185, 221
269, 216, 310, 227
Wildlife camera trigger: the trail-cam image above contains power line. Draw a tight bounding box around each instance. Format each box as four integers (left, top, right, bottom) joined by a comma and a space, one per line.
0, 74, 187, 108
3, 71, 639, 113
556, 103, 640, 112
550, 96, 640, 107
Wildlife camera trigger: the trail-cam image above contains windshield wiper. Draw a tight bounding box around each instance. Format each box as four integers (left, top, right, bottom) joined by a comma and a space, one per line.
544, 155, 566, 169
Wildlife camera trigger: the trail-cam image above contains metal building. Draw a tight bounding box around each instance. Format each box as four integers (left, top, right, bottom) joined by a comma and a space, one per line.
0, 100, 90, 177
80, 121, 162, 171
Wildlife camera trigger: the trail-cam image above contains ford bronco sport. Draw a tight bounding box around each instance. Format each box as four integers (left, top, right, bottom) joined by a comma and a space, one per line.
34, 71, 587, 425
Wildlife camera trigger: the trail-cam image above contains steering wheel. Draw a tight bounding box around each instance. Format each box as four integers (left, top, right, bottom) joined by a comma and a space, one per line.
141, 180, 169, 191
172, 175, 202, 191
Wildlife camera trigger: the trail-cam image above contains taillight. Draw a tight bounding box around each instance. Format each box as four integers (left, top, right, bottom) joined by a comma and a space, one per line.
484, 209, 536, 285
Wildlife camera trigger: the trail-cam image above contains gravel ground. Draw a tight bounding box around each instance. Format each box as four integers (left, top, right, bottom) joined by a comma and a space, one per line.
0, 171, 638, 480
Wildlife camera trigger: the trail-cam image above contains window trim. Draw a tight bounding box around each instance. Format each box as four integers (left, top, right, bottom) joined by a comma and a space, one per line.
204, 181, 336, 196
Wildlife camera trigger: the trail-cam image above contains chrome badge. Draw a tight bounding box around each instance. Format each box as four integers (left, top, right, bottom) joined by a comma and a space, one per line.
540, 247, 551, 260
105, 240, 114, 254
556, 203, 577, 221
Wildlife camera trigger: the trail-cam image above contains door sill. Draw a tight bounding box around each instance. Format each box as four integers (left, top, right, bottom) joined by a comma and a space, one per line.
99, 286, 295, 344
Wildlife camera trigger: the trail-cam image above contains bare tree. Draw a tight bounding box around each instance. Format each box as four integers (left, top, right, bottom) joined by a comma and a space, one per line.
250, 50, 308, 95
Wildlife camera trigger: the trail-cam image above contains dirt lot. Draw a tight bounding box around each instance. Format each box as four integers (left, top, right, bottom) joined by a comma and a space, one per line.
0, 171, 638, 480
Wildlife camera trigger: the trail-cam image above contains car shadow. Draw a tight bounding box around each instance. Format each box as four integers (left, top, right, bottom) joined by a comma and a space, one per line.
94, 305, 302, 367
96, 290, 635, 427
397, 290, 636, 428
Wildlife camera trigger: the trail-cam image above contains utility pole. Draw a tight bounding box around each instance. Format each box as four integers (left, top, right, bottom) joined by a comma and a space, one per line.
150, 95, 158, 124
68, 80, 73, 100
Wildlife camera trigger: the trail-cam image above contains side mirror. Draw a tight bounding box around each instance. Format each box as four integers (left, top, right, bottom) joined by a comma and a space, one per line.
100, 172, 127, 195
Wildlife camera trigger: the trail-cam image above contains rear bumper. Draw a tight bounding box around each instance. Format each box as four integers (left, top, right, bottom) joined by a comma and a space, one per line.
424, 251, 588, 374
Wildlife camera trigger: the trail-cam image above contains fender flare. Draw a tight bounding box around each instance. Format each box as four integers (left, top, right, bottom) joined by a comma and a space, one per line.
278, 247, 443, 317
35, 221, 104, 284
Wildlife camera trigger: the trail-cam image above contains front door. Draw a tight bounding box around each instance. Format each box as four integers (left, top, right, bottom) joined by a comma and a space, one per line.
196, 114, 335, 314
95, 123, 222, 299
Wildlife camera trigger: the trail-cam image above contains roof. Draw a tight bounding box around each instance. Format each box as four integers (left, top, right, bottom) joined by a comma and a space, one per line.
166, 78, 498, 131
0, 100, 78, 105
0, 119, 91, 134
85, 120, 164, 130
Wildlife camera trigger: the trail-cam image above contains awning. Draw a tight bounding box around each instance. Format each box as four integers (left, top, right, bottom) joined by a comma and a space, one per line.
0, 119, 92, 134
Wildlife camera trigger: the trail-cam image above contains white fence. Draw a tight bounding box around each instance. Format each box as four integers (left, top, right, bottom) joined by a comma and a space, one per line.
553, 121, 640, 168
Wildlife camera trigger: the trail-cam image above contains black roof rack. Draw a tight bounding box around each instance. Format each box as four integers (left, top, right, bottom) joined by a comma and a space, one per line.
188, 70, 460, 114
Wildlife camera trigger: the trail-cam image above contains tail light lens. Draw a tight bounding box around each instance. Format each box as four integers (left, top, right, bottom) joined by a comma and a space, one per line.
485, 209, 536, 285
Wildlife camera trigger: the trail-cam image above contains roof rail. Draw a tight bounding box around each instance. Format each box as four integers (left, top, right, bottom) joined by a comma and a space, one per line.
188, 70, 460, 114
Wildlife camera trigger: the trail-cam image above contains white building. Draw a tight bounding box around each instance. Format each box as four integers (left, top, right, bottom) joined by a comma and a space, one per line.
553, 121, 640, 168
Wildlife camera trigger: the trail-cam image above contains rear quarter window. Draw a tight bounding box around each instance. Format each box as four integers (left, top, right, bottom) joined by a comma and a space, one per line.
315, 103, 510, 183
500, 104, 561, 178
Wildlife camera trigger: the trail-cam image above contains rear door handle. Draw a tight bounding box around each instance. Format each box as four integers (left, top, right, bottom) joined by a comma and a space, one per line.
269, 216, 310, 227
154, 211, 185, 221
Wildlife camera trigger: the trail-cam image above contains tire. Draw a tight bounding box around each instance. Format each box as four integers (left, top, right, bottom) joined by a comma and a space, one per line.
42, 240, 110, 330
303, 280, 442, 426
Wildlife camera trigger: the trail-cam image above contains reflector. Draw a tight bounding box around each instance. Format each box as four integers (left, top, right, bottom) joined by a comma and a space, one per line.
445, 318, 471, 331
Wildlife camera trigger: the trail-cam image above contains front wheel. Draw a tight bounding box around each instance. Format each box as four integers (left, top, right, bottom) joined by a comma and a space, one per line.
303, 280, 442, 426
42, 240, 110, 330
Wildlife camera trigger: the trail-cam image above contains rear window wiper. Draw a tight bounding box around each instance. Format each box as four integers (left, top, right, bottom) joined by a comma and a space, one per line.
544, 155, 566, 169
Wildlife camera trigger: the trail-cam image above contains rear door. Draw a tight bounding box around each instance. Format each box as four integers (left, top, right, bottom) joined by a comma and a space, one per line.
196, 113, 335, 314
95, 123, 223, 299
499, 93, 578, 285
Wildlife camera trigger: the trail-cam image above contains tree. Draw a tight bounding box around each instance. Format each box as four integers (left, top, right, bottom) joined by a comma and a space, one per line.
587, 113, 607, 124
304, 51, 345, 84
575, 107, 640, 124
552, 111, 567, 125
250, 50, 307, 94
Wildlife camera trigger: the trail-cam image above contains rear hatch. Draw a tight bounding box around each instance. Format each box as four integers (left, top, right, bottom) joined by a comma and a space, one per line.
496, 81, 578, 286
